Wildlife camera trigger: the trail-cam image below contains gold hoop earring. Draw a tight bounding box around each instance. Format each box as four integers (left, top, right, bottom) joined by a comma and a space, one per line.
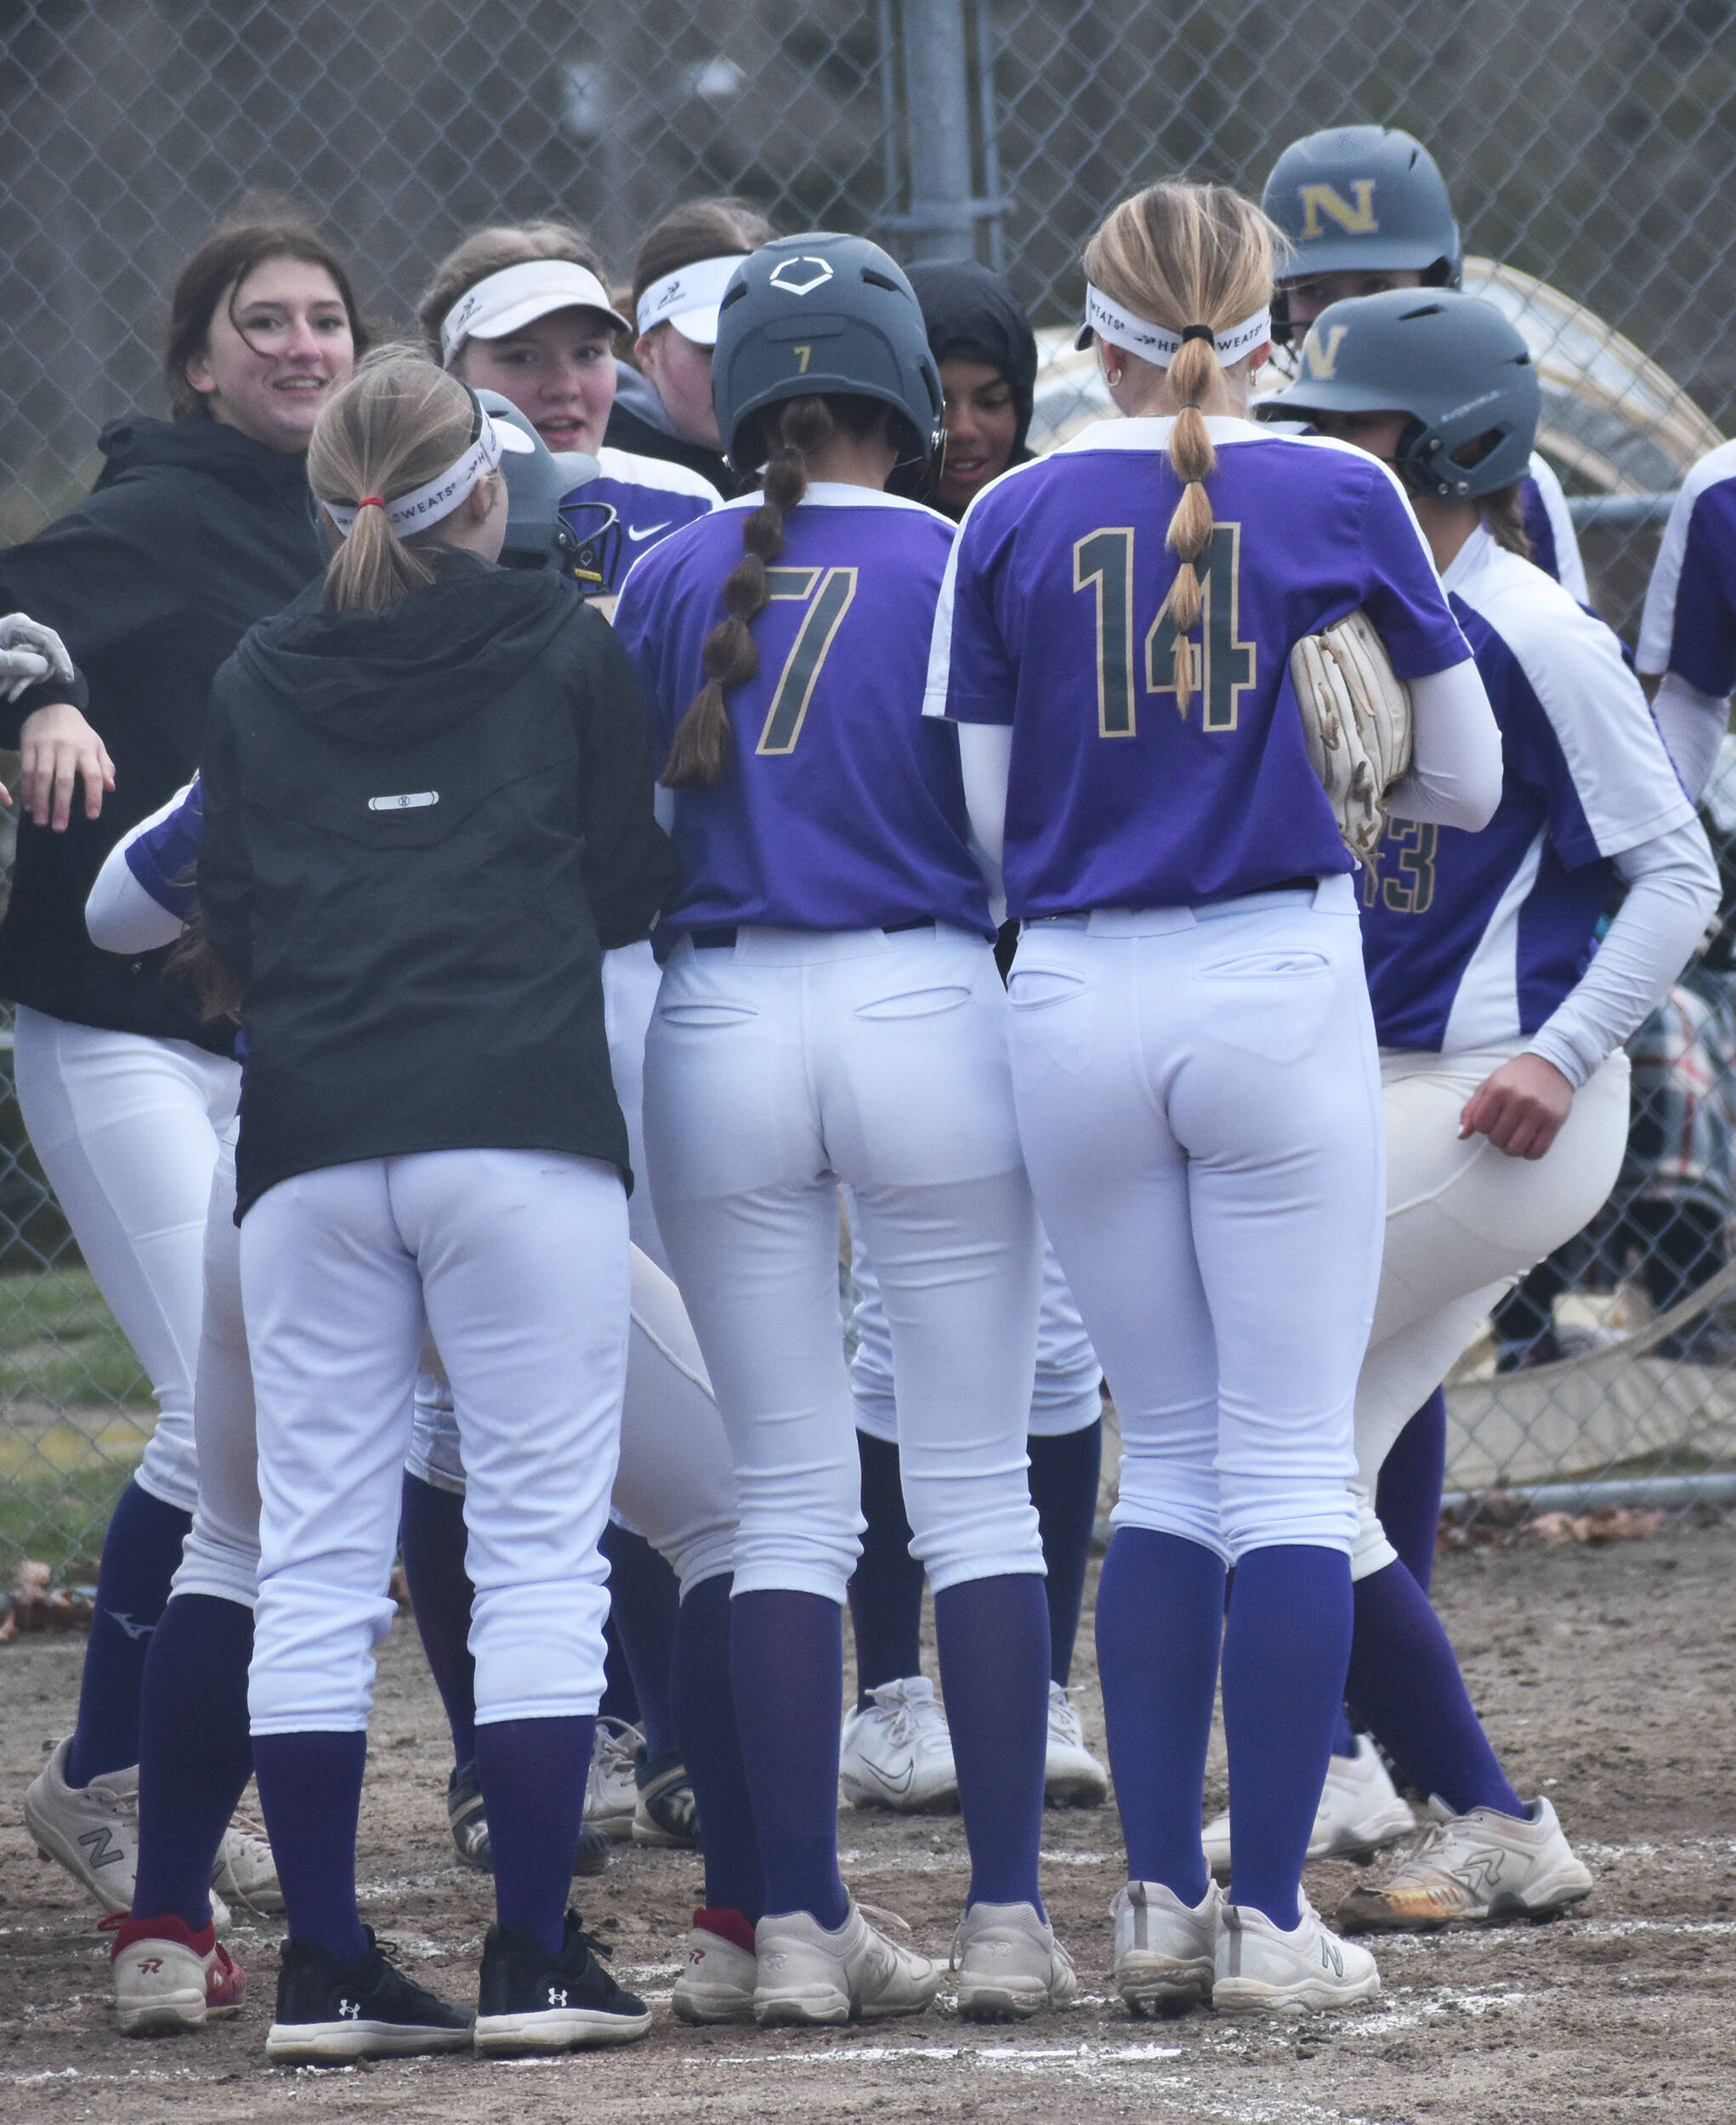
1105, 365, 1123, 386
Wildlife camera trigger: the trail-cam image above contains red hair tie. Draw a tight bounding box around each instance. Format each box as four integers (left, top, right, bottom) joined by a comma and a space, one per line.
358, 496, 386, 509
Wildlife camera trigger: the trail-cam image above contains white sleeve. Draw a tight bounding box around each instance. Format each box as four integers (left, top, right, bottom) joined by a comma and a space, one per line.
1383, 660, 1504, 832
84, 784, 198, 954
1526, 818, 1721, 1089
1528, 453, 1589, 607
955, 722, 1011, 921
1651, 669, 1728, 805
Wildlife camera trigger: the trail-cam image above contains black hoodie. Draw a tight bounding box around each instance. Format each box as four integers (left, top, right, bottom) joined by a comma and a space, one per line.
0, 416, 326, 1052
198, 552, 678, 1219
895, 260, 1041, 520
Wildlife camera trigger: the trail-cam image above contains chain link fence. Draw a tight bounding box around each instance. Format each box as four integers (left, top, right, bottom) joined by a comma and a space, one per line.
5, 0, 1736, 1572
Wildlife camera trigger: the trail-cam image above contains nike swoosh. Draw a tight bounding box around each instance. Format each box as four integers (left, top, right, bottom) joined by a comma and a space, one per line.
627, 521, 672, 541
867, 1755, 915, 1798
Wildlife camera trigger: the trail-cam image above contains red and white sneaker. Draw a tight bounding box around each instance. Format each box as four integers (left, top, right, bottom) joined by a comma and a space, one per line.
107, 1912, 247, 2036
672, 1907, 758, 2024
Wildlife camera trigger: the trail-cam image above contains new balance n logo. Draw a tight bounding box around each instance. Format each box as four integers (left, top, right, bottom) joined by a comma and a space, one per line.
78, 1827, 124, 1871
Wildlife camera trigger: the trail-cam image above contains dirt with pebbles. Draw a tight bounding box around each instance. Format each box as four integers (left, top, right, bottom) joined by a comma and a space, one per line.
3, 1518, 1733, 2124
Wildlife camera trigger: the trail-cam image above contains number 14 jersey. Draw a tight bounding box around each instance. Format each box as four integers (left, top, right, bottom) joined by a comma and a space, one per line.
615, 484, 994, 942
923, 414, 1472, 916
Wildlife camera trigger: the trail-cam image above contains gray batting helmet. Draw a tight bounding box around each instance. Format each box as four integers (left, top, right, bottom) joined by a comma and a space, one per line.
712, 233, 945, 475
1265, 288, 1540, 501
1263, 126, 1463, 287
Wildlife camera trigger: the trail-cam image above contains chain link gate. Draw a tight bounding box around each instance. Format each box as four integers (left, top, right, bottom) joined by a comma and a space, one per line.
4, 0, 1736, 1573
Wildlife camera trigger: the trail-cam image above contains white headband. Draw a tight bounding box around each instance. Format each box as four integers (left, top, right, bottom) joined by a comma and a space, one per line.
635, 254, 746, 344
322, 405, 531, 539
1080, 284, 1271, 369
439, 259, 631, 366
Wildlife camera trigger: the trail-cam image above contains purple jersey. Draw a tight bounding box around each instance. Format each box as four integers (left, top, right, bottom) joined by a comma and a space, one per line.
559, 446, 718, 596
613, 485, 994, 939
923, 416, 1471, 915
1363, 528, 1694, 1052
1638, 439, 1736, 695
125, 776, 203, 920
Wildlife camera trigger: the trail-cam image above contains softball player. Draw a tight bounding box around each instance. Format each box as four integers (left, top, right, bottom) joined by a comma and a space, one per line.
1261, 290, 1716, 1930
1260, 125, 1588, 605
928, 180, 1502, 2013
190, 353, 678, 2061
1637, 437, 1736, 801
617, 232, 1074, 2025
12, 204, 366, 1922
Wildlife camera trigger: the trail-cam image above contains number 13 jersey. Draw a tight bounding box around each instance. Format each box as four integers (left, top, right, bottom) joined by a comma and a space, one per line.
614, 484, 995, 941
922, 414, 1472, 915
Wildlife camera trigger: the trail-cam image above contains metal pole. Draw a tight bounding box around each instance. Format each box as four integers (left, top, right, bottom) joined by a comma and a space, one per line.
975, 0, 1005, 275
902, 0, 975, 259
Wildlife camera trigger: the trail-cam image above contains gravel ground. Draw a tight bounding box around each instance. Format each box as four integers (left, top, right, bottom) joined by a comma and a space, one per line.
3, 1518, 1734, 2124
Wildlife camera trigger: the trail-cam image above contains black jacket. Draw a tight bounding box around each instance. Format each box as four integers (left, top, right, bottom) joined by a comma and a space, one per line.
604, 365, 752, 498
0, 417, 326, 1053
893, 260, 1040, 520
198, 552, 678, 1219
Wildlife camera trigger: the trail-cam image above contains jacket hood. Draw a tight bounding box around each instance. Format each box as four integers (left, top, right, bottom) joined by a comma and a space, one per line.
231, 550, 576, 745
905, 259, 1039, 457
94, 414, 316, 503
611, 360, 682, 440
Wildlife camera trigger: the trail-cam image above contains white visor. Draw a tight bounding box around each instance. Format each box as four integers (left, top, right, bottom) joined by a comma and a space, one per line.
635, 254, 746, 346
322, 403, 531, 540
440, 260, 632, 366
1078, 284, 1271, 369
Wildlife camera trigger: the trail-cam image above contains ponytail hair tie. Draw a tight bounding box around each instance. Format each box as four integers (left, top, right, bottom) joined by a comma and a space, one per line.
358, 496, 386, 509
1180, 325, 1215, 344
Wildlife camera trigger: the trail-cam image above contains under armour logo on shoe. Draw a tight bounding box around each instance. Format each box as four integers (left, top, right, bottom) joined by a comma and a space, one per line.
77, 1828, 123, 1870
338, 1998, 360, 2019
547, 1986, 569, 2007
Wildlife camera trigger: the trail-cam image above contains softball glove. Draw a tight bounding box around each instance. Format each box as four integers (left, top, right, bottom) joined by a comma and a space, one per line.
1290, 609, 1414, 866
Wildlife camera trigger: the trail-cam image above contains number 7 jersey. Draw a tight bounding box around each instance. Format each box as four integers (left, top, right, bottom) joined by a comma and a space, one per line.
922, 414, 1472, 915
614, 484, 994, 939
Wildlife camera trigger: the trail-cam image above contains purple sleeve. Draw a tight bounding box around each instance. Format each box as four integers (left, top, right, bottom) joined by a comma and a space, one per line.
1357, 469, 1474, 678
1671, 481, 1736, 698
942, 500, 1021, 726
123, 780, 204, 920
1518, 476, 1560, 585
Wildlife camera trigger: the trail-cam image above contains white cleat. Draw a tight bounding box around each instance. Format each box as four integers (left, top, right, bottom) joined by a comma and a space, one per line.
754, 1897, 940, 2026
583, 1717, 644, 1842
672, 1918, 758, 2024
110, 1914, 247, 2035
1337, 1794, 1593, 1932
1213, 1898, 1380, 2014
838, 1677, 959, 1813
211, 1812, 283, 1914
1110, 1878, 1220, 2012
1201, 1734, 1415, 1880
1044, 1682, 1109, 1808
950, 1900, 1078, 2020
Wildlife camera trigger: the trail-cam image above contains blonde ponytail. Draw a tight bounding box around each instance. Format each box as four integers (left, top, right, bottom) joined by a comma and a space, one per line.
306, 348, 481, 613
1083, 182, 1279, 716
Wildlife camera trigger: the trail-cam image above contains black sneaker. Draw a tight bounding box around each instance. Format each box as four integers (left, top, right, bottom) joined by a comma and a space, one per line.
448, 1764, 610, 1881
633, 1748, 701, 1849
474, 1911, 651, 2054
266, 1930, 474, 2063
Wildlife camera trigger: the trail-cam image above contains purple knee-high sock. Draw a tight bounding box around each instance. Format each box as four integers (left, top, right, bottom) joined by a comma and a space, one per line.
398, 1473, 476, 1772
66, 1481, 191, 1787
131, 1594, 253, 1930
599, 1522, 681, 1759
1222, 1546, 1354, 1928
674, 1573, 764, 1921
252, 1731, 370, 1962
730, 1590, 848, 1928
847, 1431, 926, 1702
1375, 1390, 1448, 1595
1028, 1422, 1102, 1688
1347, 1561, 1524, 1817
474, 1714, 592, 1954
1094, 1528, 1224, 1904
933, 1573, 1049, 1912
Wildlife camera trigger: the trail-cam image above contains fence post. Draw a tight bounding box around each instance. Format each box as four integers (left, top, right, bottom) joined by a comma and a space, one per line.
901, 0, 975, 260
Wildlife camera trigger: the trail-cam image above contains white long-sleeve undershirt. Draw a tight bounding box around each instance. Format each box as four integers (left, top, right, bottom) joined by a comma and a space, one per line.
1383, 660, 1505, 834
1650, 669, 1729, 806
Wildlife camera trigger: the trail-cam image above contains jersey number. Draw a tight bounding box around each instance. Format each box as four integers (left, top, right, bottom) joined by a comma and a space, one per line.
758, 567, 859, 754
1073, 523, 1256, 738
1363, 820, 1438, 914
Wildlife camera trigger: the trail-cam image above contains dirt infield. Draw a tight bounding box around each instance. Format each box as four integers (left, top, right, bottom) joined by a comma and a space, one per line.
3, 1519, 1734, 2124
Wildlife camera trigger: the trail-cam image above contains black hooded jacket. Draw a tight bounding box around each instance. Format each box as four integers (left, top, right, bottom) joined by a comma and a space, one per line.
895, 260, 1040, 519
198, 552, 678, 1219
604, 362, 755, 499
0, 416, 328, 1053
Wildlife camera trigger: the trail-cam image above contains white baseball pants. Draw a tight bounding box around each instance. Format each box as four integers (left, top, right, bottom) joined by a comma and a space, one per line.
1349, 1040, 1631, 1577
241, 1149, 629, 1734
13, 1007, 240, 1515
603, 939, 669, 1274
1007, 879, 1383, 1561
848, 1203, 1103, 1443
644, 924, 1045, 1604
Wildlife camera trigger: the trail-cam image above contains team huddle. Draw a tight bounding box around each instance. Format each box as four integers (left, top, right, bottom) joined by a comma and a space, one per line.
3, 120, 1731, 2059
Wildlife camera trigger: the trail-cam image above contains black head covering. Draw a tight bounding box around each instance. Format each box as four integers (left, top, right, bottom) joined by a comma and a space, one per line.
905, 258, 1039, 459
